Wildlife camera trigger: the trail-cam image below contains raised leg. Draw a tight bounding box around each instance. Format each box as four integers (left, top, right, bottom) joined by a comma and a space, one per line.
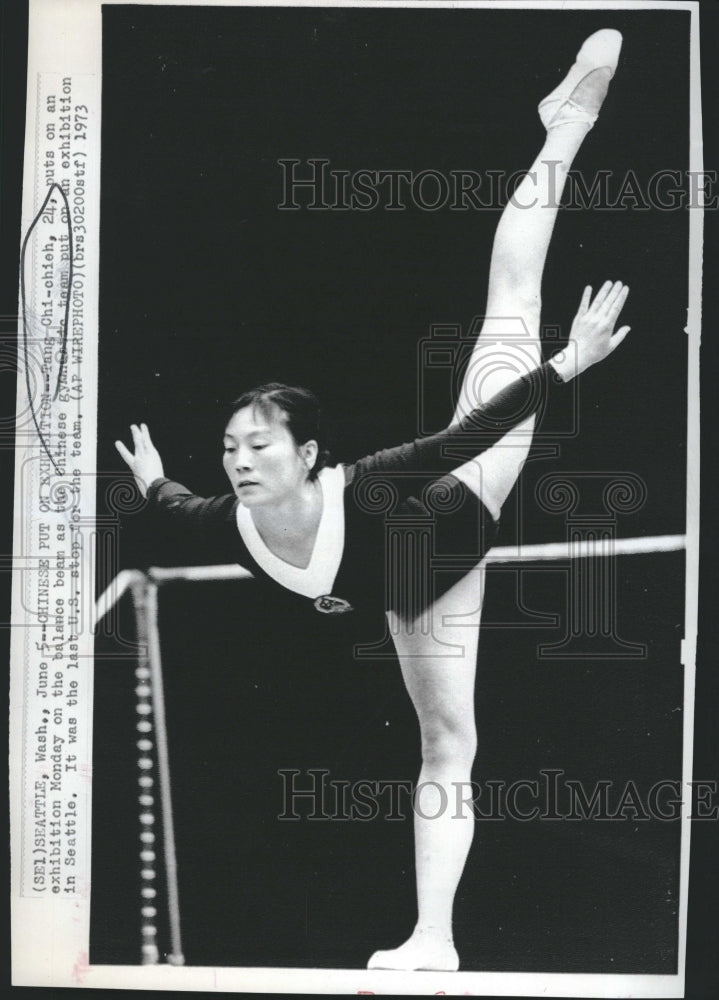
368, 30, 622, 972
452, 29, 622, 520
451, 121, 601, 520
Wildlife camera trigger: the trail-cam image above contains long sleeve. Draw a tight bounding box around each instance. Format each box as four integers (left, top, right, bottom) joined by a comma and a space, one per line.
146, 478, 237, 523
346, 358, 562, 490
144, 478, 239, 562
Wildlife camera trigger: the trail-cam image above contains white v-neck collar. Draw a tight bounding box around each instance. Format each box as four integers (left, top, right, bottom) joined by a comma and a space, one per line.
235, 465, 345, 598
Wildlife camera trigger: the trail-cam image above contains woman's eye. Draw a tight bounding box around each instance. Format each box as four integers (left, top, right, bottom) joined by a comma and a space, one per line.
252, 444, 267, 451
223, 447, 236, 454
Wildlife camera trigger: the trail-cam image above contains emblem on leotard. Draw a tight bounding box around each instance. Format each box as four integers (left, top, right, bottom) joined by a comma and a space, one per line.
314, 595, 354, 615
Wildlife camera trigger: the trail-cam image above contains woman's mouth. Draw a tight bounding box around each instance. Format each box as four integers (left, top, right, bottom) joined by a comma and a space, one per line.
237, 480, 259, 489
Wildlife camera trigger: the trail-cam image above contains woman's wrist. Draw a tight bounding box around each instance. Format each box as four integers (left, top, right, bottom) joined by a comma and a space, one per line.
145, 476, 167, 500
548, 347, 578, 382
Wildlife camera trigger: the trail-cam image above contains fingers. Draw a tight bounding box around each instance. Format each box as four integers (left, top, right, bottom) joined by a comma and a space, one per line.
590, 280, 614, 311
592, 281, 629, 319
578, 285, 592, 314
607, 325, 631, 353
118, 423, 152, 465
130, 423, 153, 451
605, 283, 629, 321
115, 439, 133, 464
597, 280, 627, 315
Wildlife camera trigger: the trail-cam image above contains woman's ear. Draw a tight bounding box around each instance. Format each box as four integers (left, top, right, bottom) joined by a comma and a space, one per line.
302, 439, 319, 472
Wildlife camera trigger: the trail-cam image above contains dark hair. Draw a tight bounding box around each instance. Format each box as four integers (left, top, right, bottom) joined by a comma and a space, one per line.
227, 382, 332, 480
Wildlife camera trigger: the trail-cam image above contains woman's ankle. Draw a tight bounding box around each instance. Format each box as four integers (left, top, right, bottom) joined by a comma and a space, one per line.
414, 921, 454, 941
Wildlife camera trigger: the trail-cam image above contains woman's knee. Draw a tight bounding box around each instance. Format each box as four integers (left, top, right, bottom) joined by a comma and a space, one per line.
461, 331, 542, 411
420, 718, 477, 770
483, 278, 542, 333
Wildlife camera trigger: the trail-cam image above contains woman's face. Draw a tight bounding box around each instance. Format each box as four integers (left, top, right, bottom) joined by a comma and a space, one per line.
222, 404, 317, 507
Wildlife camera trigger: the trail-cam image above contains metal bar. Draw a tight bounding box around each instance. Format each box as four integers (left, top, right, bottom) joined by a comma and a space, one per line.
94, 568, 146, 628
484, 533, 686, 564
129, 579, 160, 965
143, 578, 185, 966
149, 564, 254, 584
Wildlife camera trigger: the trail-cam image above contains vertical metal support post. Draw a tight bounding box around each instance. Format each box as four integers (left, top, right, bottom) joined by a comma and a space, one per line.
131, 576, 185, 966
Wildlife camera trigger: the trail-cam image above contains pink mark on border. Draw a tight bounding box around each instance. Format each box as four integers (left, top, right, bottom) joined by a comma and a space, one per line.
72, 950, 89, 985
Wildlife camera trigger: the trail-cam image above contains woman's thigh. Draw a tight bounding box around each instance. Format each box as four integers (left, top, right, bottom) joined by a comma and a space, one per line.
452, 308, 543, 519
390, 567, 486, 740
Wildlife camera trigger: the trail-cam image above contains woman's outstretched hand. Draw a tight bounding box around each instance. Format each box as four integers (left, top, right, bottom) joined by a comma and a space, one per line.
550, 281, 630, 381
115, 423, 165, 499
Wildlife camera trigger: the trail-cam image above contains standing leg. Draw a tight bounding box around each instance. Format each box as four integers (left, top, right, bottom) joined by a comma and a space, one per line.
368, 573, 484, 973
368, 29, 622, 971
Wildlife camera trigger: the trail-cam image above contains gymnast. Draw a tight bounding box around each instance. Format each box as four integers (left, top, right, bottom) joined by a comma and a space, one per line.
116, 29, 629, 972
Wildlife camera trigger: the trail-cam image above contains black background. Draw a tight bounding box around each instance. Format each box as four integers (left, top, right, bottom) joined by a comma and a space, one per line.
2, 0, 719, 995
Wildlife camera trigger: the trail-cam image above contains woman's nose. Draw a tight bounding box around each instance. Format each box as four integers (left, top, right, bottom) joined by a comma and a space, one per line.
235, 449, 253, 470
